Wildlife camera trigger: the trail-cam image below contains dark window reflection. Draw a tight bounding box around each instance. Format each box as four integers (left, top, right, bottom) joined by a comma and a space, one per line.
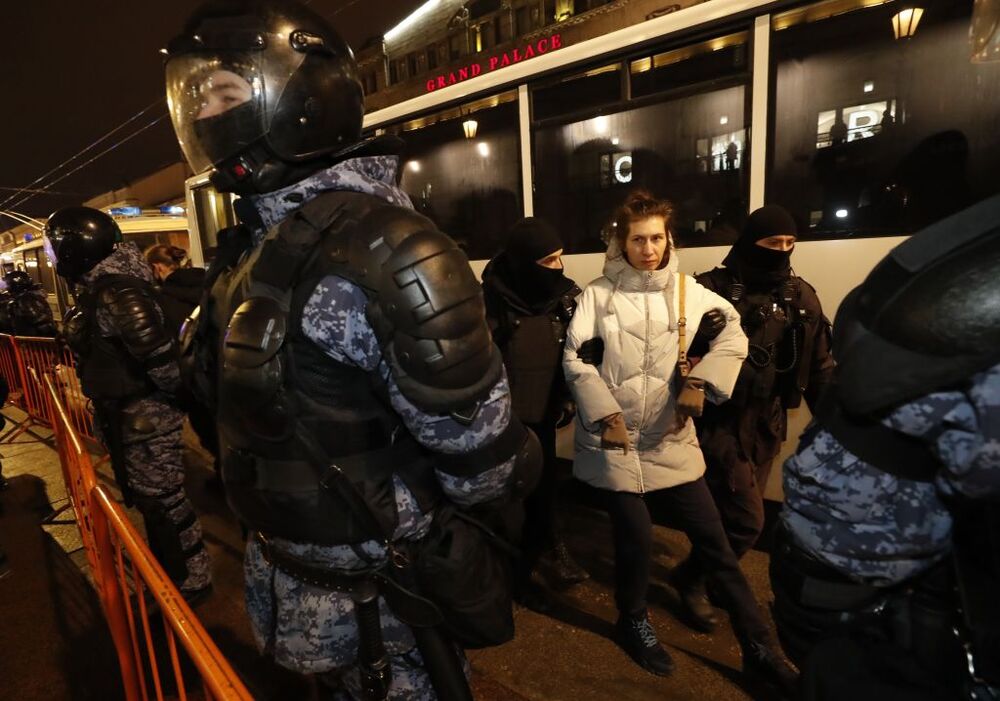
770, 0, 1000, 239
533, 85, 749, 253
533, 64, 622, 122
391, 99, 522, 260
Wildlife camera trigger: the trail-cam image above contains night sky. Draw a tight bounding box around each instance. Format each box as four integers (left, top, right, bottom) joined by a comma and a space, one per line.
0, 0, 423, 229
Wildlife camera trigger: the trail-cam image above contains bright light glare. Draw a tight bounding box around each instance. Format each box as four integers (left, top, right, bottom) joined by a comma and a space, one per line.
477, 142, 490, 157
863, 80, 874, 93
385, 0, 440, 42
408, 161, 421, 173
592, 116, 609, 134
835, 208, 849, 218
720, 116, 729, 125
611, 137, 620, 146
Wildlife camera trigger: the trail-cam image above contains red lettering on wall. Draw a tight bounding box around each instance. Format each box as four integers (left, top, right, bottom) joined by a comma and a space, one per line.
424, 33, 567, 92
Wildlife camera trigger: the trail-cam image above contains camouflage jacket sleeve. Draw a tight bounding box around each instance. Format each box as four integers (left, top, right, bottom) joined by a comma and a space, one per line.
301, 275, 515, 507
884, 363, 1000, 500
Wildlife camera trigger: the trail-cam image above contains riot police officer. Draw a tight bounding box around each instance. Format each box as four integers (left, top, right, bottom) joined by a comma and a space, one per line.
164, 2, 539, 699
671, 205, 834, 631
772, 196, 1000, 699
4, 270, 56, 337
44, 207, 212, 601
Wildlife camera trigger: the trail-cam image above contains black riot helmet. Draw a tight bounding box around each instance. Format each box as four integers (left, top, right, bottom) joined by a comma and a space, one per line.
44, 207, 122, 280
834, 194, 1000, 414
164, 0, 365, 194
3, 270, 35, 295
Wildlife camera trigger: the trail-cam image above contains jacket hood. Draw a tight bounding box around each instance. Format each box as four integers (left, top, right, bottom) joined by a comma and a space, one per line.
81, 242, 154, 286
602, 236, 679, 292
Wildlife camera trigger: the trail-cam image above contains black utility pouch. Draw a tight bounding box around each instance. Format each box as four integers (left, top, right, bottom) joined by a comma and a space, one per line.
414, 506, 515, 649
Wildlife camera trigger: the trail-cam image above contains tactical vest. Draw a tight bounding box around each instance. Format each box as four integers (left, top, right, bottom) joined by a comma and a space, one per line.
194, 191, 441, 545
700, 268, 824, 409
65, 275, 157, 402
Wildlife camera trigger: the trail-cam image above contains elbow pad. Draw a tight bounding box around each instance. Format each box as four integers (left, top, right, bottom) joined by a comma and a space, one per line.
329, 205, 502, 413
103, 284, 175, 370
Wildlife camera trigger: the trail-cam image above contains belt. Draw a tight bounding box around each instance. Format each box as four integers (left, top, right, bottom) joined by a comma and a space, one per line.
255, 532, 443, 628
773, 524, 887, 611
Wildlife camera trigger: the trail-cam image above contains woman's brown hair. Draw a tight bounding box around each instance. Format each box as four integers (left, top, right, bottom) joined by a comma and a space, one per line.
144, 244, 188, 270
611, 189, 674, 249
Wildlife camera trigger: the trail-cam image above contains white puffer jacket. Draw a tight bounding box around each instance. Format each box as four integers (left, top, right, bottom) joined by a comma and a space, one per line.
563, 241, 748, 493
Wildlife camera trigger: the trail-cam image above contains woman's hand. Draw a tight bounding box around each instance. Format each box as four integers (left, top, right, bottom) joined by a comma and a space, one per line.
676, 377, 706, 419
601, 413, 630, 454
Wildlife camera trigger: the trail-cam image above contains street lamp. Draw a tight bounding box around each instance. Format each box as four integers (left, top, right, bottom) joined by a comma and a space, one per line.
462, 118, 478, 139
891, 6, 924, 40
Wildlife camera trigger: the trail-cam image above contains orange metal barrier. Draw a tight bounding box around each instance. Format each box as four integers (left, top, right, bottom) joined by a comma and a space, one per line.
42, 373, 252, 701
0, 334, 99, 446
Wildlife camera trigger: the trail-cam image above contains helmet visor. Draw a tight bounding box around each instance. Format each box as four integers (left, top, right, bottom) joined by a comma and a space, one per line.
166, 53, 266, 174
43, 234, 60, 271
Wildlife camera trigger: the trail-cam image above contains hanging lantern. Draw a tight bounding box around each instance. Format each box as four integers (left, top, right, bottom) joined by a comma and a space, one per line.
462, 118, 478, 139
892, 7, 924, 40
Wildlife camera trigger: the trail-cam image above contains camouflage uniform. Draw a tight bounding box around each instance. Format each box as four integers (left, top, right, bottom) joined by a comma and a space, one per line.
240, 157, 513, 698
81, 243, 211, 593
780, 362, 1000, 586
773, 362, 1000, 674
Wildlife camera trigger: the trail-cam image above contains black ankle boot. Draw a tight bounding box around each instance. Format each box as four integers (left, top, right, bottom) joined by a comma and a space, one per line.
615, 611, 675, 676
539, 541, 589, 588
741, 639, 799, 699
677, 579, 719, 633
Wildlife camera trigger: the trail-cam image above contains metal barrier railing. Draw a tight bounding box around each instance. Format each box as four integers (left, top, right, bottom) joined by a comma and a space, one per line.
41, 372, 252, 701
0, 334, 99, 446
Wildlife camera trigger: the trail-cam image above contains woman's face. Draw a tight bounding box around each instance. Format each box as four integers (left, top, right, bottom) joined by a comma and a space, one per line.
624, 216, 669, 270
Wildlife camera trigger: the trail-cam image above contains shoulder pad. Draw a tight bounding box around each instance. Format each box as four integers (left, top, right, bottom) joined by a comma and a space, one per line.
793, 276, 823, 310
105, 283, 172, 359
328, 205, 501, 411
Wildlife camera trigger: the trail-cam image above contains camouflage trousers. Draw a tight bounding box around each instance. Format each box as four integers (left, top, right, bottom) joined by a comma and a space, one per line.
123, 418, 211, 593
244, 536, 445, 700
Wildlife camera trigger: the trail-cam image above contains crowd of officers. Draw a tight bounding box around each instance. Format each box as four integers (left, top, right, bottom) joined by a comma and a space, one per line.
8, 2, 996, 700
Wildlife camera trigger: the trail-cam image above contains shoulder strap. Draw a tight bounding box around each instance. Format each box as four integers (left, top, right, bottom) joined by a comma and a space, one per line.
677, 274, 689, 378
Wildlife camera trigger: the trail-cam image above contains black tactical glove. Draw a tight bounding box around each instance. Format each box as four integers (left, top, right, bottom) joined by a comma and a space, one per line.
688, 308, 727, 358
577, 338, 605, 366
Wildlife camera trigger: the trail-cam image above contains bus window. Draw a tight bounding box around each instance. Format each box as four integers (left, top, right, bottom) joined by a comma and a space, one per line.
390, 91, 522, 260
770, 0, 1000, 239
191, 183, 236, 264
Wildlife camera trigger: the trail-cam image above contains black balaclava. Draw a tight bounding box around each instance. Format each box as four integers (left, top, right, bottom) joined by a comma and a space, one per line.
725, 204, 796, 284
504, 217, 568, 307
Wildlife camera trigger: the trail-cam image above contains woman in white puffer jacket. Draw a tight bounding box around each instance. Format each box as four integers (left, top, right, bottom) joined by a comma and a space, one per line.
563, 191, 797, 694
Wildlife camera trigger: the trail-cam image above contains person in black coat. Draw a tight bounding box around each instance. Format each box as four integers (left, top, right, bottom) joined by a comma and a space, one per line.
672, 205, 835, 632
482, 217, 589, 608
144, 244, 220, 474
144, 245, 205, 333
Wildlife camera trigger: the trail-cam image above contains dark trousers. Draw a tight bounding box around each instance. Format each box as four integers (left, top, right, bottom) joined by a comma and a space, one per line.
516, 419, 558, 584
606, 478, 770, 642
704, 449, 769, 559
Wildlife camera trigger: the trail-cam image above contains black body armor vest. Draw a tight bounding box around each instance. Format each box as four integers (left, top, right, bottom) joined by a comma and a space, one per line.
65, 275, 157, 402
189, 190, 496, 545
